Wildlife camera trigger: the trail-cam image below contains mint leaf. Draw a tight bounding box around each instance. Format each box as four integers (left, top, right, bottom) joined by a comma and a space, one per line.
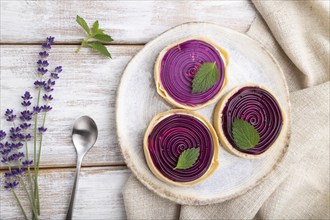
88, 42, 111, 58
232, 118, 260, 150
76, 15, 90, 35
76, 16, 113, 58
174, 147, 200, 170
192, 62, 220, 93
92, 20, 99, 33
93, 34, 113, 43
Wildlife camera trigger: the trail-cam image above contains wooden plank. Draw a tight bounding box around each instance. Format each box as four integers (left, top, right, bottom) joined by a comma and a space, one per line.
0, 167, 130, 219
0, 0, 256, 44
1, 45, 142, 168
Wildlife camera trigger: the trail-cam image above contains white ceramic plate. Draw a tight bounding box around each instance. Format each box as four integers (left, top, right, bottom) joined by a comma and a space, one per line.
116, 22, 290, 205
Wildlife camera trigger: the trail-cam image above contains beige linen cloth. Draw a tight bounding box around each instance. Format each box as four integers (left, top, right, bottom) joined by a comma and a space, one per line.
122, 1, 330, 219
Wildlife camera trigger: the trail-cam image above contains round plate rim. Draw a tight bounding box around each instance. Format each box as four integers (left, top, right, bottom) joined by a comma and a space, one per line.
116, 22, 291, 205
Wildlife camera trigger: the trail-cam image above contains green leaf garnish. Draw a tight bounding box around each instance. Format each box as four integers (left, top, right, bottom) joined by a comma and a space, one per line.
88, 42, 112, 58
92, 20, 99, 33
174, 147, 200, 170
76, 15, 90, 35
93, 34, 114, 43
232, 118, 260, 150
192, 62, 220, 93
76, 15, 113, 58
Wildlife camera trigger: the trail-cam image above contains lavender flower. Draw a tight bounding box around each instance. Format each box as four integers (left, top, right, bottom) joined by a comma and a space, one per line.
37, 60, 49, 67
42, 43, 51, 49
33, 106, 42, 113
10, 127, 21, 133
47, 36, 55, 44
6, 114, 16, 122
18, 168, 26, 175
38, 67, 48, 75
5, 109, 13, 116
38, 127, 47, 133
46, 79, 55, 86
20, 110, 33, 121
39, 51, 49, 57
22, 159, 33, 167
0, 148, 11, 156
43, 94, 53, 101
55, 66, 62, 73
44, 79, 56, 92
5, 142, 11, 148
44, 86, 54, 92
0, 130, 6, 140
21, 91, 32, 101
8, 152, 25, 162
11, 142, 23, 149
51, 66, 62, 79
41, 105, 52, 112
4, 180, 19, 190
20, 123, 31, 130
0, 143, 3, 149
4, 171, 12, 178
23, 134, 32, 141
51, 72, 59, 79
21, 101, 31, 107
34, 80, 46, 88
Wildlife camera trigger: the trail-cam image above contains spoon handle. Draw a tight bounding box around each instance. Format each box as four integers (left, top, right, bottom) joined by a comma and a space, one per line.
66, 156, 83, 220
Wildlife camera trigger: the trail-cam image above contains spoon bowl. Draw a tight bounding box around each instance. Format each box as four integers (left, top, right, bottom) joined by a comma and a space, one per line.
66, 116, 98, 220
72, 116, 98, 155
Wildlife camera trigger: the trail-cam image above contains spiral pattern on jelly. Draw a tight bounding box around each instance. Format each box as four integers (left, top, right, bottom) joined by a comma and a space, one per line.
221, 87, 283, 155
147, 114, 214, 182
160, 39, 225, 106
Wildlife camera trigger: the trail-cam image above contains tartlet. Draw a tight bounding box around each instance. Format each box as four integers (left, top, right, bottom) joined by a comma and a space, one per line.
154, 37, 229, 110
214, 84, 286, 159
144, 109, 219, 186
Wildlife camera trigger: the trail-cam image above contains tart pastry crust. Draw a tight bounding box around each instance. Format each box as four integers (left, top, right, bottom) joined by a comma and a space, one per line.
214, 83, 287, 159
154, 37, 229, 110
144, 109, 219, 186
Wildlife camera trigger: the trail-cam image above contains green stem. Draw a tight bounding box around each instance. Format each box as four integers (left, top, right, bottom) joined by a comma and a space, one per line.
19, 176, 38, 219
33, 86, 42, 215
35, 103, 48, 215
76, 44, 83, 53
76, 38, 89, 53
12, 190, 28, 220
24, 138, 34, 194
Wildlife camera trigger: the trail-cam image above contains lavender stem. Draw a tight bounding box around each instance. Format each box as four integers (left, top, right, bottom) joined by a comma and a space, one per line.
33, 86, 42, 215
12, 190, 28, 220
35, 107, 48, 214
19, 176, 38, 219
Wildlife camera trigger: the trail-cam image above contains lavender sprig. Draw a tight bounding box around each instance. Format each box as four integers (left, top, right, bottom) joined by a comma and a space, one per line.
1, 36, 62, 220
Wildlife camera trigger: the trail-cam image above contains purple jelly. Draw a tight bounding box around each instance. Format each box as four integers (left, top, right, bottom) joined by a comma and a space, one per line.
160, 39, 225, 106
147, 114, 214, 182
222, 86, 283, 155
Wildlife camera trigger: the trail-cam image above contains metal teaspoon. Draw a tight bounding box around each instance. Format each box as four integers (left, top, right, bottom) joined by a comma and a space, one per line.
66, 116, 98, 220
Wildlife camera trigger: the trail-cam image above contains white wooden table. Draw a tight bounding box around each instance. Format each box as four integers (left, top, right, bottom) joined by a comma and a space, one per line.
0, 1, 256, 219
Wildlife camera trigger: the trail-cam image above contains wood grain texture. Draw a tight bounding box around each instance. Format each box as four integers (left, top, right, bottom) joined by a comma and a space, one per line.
0, 167, 130, 219
0, 0, 256, 44
0, 45, 142, 169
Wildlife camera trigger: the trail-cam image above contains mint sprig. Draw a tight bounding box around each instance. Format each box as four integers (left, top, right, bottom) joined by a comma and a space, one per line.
232, 118, 260, 150
192, 62, 220, 93
174, 147, 200, 170
76, 15, 113, 58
